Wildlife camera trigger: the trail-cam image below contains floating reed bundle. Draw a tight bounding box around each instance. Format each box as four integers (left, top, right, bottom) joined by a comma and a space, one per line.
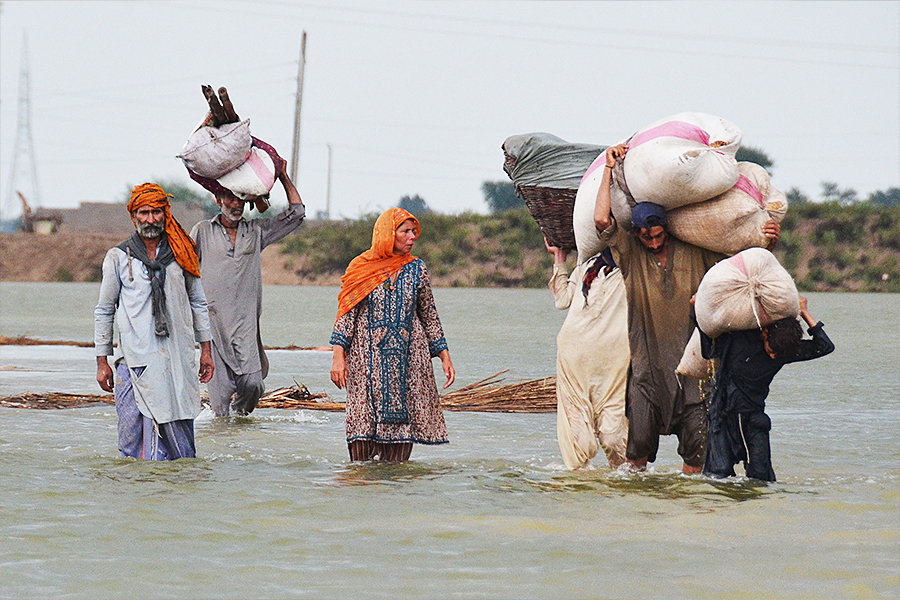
0, 392, 114, 409
1, 373, 557, 413
256, 381, 343, 411
440, 370, 557, 413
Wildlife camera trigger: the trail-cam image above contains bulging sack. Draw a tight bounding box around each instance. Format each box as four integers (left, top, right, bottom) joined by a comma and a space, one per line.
623, 112, 741, 209
572, 151, 635, 263
179, 120, 252, 179
694, 247, 799, 338
216, 145, 276, 200
675, 328, 718, 380
667, 162, 788, 255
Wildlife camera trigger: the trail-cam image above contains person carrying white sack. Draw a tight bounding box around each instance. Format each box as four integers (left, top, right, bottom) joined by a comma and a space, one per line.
545, 238, 629, 470
190, 150, 306, 417
593, 143, 781, 474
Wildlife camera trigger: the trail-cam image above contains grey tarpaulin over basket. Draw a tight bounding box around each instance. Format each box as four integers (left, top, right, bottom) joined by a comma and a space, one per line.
502, 133, 606, 252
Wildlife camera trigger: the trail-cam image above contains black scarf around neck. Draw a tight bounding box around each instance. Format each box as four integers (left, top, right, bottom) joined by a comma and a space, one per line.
118, 232, 175, 337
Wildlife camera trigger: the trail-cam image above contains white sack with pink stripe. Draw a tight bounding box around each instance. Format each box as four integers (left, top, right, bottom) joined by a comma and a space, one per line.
215, 145, 276, 200
623, 112, 742, 209
667, 162, 788, 255
694, 247, 799, 338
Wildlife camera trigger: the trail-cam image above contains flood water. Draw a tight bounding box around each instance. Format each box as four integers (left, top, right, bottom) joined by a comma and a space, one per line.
1, 282, 898, 599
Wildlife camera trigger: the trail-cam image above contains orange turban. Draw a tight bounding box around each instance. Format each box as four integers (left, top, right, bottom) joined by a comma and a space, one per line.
335, 208, 420, 321
127, 183, 200, 277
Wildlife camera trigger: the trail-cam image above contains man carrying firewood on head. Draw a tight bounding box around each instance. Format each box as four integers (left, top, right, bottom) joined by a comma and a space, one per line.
187, 87, 306, 417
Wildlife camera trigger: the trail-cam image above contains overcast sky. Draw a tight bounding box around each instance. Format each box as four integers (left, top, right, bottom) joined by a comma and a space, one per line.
1, 1, 897, 220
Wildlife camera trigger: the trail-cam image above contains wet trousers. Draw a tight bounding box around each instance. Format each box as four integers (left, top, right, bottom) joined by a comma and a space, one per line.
207, 345, 265, 417
115, 363, 196, 460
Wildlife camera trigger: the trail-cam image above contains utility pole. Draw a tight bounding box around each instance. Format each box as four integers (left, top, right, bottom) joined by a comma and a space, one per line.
289, 31, 307, 184
4, 33, 41, 220
325, 143, 332, 219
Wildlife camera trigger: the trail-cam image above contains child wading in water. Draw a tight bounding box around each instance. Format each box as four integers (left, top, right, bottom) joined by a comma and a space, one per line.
698, 296, 835, 481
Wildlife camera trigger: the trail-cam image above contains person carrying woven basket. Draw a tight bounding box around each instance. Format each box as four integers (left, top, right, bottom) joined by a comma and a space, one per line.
545, 238, 629, 470
329, 208, 455, 461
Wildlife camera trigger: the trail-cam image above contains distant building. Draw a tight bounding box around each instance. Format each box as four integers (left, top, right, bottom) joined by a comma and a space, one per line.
52, 201, 209, 236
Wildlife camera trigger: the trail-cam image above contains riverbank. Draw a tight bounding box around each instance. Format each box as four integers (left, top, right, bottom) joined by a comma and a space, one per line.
2, 203, 898, 291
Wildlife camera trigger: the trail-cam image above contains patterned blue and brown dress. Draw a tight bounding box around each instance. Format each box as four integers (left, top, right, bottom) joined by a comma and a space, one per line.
330, 258, 449, 446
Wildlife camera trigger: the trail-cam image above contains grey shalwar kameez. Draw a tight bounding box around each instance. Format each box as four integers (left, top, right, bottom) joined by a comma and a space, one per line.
190, 204, 305, 416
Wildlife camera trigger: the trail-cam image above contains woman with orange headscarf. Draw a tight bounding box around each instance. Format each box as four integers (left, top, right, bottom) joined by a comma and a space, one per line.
330, 208, 455, 461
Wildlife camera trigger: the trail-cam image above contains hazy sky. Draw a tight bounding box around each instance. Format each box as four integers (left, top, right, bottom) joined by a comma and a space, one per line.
1, 1, 898, 220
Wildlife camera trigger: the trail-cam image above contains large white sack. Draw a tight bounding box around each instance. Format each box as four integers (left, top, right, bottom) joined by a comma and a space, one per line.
216, 146, 276, 200
675, 328, 719, 380
179, 120, 252, 179
667, 162, 788, 255
623, 112, 741, 209
694, 247, 799, 338
573, 152, 635, 263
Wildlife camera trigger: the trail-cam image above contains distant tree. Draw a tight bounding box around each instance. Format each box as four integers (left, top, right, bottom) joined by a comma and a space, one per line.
785, 186, 810, 205
821, 181, 858, 206
482, 181, 522, 213
398, 194, 431, 215
867, 187, 900, 207
735, 145, 775, 171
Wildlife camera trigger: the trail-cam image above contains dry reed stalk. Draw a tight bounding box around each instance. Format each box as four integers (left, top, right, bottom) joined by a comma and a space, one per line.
1, 373, 558, 413
440, 370, 557, 413
0, 392, 114, 409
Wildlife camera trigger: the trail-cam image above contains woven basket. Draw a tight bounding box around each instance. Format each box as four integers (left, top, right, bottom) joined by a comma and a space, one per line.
518, 185, 577, 251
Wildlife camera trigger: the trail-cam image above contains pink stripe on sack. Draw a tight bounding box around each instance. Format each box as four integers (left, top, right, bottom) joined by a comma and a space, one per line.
580, 154, 608, 185
728, 251, 772, 328
734, 174, 766, 207
728, 250, 749, 278
628, 121, 711, 149
244, 150, 276, 190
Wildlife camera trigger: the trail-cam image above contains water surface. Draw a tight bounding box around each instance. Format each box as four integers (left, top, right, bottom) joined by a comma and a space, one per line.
1, 283, 897, 599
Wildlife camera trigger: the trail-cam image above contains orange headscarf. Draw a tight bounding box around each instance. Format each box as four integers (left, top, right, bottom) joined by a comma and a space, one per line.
335, 208, 420, 320
127, 183, 201, 277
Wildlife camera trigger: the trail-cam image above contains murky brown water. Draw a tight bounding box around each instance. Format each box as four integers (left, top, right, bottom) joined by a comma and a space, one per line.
1, 283, 897, 599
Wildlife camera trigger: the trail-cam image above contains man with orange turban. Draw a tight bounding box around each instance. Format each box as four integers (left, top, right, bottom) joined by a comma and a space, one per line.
94, 183, 214, 460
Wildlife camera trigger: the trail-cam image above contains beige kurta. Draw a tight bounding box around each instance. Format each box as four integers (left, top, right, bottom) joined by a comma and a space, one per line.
550, 257, 630, 469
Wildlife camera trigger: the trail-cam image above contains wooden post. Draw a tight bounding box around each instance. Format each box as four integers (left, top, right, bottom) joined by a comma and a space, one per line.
289, 31, 307, 184
325, 143, 332, 219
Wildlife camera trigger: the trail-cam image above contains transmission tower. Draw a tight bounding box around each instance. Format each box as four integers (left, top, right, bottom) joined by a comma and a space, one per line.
4, 34, 41, 220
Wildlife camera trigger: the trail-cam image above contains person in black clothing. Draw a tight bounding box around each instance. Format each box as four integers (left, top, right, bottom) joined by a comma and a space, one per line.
698, 296, 835, 481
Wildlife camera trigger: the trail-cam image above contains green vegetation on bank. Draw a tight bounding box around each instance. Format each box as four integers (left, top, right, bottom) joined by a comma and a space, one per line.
279, 209, 553, 288
277, 201, 900, 292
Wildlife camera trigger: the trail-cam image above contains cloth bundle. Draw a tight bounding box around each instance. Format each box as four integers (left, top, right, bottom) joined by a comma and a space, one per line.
180, 121, 278, 201
179, 120, 253, 179
502, 133, 606, 190
675, 328, 719, 380
694, 247, 799, 338
623, 112, 742, 209
667, 162, 787, 255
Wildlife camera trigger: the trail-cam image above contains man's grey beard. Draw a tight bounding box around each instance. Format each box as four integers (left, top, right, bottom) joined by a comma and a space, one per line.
137, 219, 164, 239
221, 204, 244, 221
